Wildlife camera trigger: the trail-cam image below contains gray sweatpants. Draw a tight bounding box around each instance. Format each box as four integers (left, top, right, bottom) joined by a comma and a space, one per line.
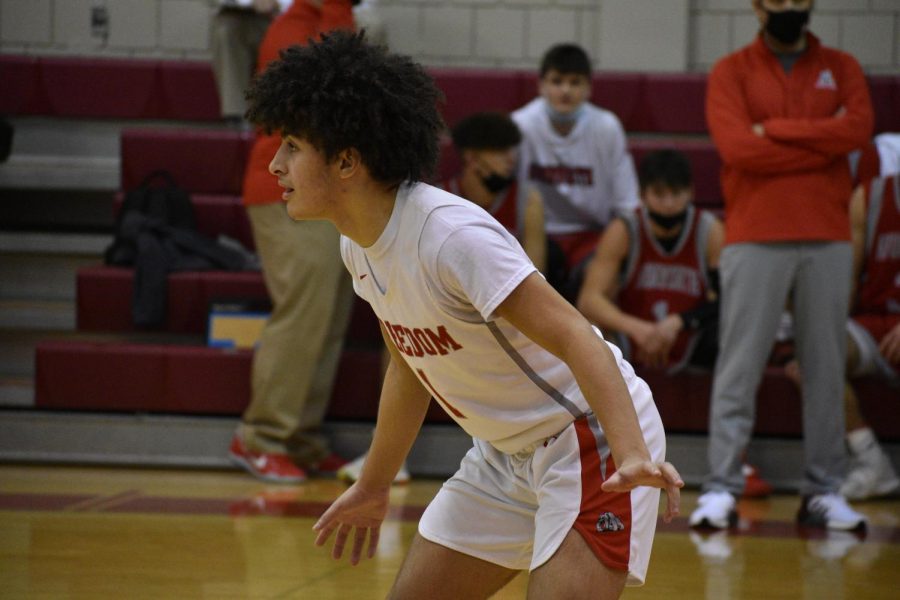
703, 242, 852, 496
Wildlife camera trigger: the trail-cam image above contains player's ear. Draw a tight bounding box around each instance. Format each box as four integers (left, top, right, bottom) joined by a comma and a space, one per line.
336, 147, 361, 179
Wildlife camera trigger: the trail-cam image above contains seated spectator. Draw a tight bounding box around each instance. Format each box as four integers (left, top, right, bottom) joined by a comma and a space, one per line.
443, 112, 547, 275
512, 43, 639, 301
577, 149, 722, 372
577, 149, 771, 497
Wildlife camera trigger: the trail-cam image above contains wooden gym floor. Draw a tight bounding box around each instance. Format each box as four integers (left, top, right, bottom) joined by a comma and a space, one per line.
1, 464, 898, 599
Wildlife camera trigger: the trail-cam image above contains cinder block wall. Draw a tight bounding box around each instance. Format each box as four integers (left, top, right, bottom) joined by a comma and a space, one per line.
1, 0, 898, 73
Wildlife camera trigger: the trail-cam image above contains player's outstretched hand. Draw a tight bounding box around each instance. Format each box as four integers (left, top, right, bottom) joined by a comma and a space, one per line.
600, 459, 684, 523
313, 482, 390, 565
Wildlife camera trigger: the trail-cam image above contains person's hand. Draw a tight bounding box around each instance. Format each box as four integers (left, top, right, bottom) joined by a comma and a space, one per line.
632, 321, 664, 367
313, 482, 390, 565
601, 457, 684, 523
633, 319, 676, 368
783, 358, 802, 387
655, 314, 682, 345
879, 322, 900, 365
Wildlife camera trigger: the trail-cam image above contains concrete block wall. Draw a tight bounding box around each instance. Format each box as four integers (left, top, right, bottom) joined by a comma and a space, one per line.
0, 0, 897, 72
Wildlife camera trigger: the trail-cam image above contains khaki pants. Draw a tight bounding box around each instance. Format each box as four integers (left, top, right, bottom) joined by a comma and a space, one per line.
239, 203, 353, 465
209, 9, 272, 119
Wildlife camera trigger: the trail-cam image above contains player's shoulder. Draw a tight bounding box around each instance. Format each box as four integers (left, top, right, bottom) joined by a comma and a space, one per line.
584, 102, 624, 130
511, 97, 543, 126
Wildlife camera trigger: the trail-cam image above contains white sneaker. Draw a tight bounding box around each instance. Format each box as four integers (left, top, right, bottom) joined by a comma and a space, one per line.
336, 452, 411, 485
840, 428, 900, 501
689, 490, 737, 529
797, 493, 867, 531
806, 530, 862, 561
689, 530, 733, 564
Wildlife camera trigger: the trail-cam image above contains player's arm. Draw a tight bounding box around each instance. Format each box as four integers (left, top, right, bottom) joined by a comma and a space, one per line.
576, 218, 648, 340
762, 59, 874, 156
313, 322, 431, 564
521, 186, 547, 273
706, 60, 833, 174
360, 324, 432, 486
496, 273, 682, 520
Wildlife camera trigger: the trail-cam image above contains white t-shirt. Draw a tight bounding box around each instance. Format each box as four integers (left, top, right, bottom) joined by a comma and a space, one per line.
512, 98, 639, 235
340, 182, 650, 454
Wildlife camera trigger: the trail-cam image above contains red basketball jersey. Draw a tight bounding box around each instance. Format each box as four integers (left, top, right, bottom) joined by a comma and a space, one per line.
854, 176, 900, 340
617, 206, 714, 371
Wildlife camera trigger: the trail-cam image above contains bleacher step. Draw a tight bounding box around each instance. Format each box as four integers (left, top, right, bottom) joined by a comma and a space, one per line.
0, 299, 75, 331
0, 155, 119, 190
0, 231, 112, 255
4, 408, 896, 490
0, 378, 34, 408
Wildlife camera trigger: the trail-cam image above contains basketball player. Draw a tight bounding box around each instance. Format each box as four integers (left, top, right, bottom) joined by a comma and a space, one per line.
577, 150, 774, 498
245, 31, 682, 599
577, 149, 723, 373
442, 112, 547, 274
512, 43, 640, 299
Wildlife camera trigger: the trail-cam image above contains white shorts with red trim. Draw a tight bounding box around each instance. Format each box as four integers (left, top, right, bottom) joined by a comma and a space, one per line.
418, 404, 666, 586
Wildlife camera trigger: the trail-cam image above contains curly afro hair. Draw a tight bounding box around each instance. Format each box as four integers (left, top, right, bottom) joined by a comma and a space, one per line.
245, 30, 445, 186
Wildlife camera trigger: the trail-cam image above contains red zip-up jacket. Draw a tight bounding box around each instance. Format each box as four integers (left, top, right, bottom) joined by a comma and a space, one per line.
706, 32, 873, 245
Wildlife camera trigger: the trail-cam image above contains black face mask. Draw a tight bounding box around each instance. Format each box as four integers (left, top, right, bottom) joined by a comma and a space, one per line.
765, 8, 810, 45
482, 172, 515, 194
648, 210, 688, 231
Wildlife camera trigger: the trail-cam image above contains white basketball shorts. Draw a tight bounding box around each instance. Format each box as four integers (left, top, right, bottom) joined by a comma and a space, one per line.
418, 410, 665, 586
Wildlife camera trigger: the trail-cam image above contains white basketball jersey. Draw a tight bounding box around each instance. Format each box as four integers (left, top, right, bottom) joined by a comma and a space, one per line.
341, 182, 651, 454
512, 98, 639, 235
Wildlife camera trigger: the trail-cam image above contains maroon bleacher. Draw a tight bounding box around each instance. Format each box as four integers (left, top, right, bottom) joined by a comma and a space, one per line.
76, 267, 267, 335
120, 128, 254, 194
34, 336, 898, 439
4, 55, 897, 134
76, 265, 382, 346
18, 54, 898, 439
112, 192, 254, 250
121, 128, 725, 208
34, 341, 387, 419
0, 55, 221, 121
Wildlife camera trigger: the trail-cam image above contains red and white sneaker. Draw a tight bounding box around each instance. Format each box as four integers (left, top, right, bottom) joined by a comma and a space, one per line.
742, 463, 774, 498
228, 435, 307, 484
311, 453, 349, 476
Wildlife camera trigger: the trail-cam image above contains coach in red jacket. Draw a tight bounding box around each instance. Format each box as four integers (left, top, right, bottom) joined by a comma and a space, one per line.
689, 0, 874, 532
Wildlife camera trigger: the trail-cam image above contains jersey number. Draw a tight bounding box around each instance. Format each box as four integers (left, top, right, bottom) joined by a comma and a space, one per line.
416, 368, 467, 419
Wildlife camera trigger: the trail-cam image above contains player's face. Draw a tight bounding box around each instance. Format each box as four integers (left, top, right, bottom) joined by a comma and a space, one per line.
468, 147, 517, 179
642, 184, 692, 215
539, 70, 591, 115
269, 134, 335, 220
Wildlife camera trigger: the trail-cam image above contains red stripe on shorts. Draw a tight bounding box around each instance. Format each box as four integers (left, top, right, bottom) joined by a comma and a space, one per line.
572, 417, 632, 572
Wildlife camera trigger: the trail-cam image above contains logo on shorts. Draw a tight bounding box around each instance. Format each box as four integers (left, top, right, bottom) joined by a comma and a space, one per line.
596, 512, 625, 533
